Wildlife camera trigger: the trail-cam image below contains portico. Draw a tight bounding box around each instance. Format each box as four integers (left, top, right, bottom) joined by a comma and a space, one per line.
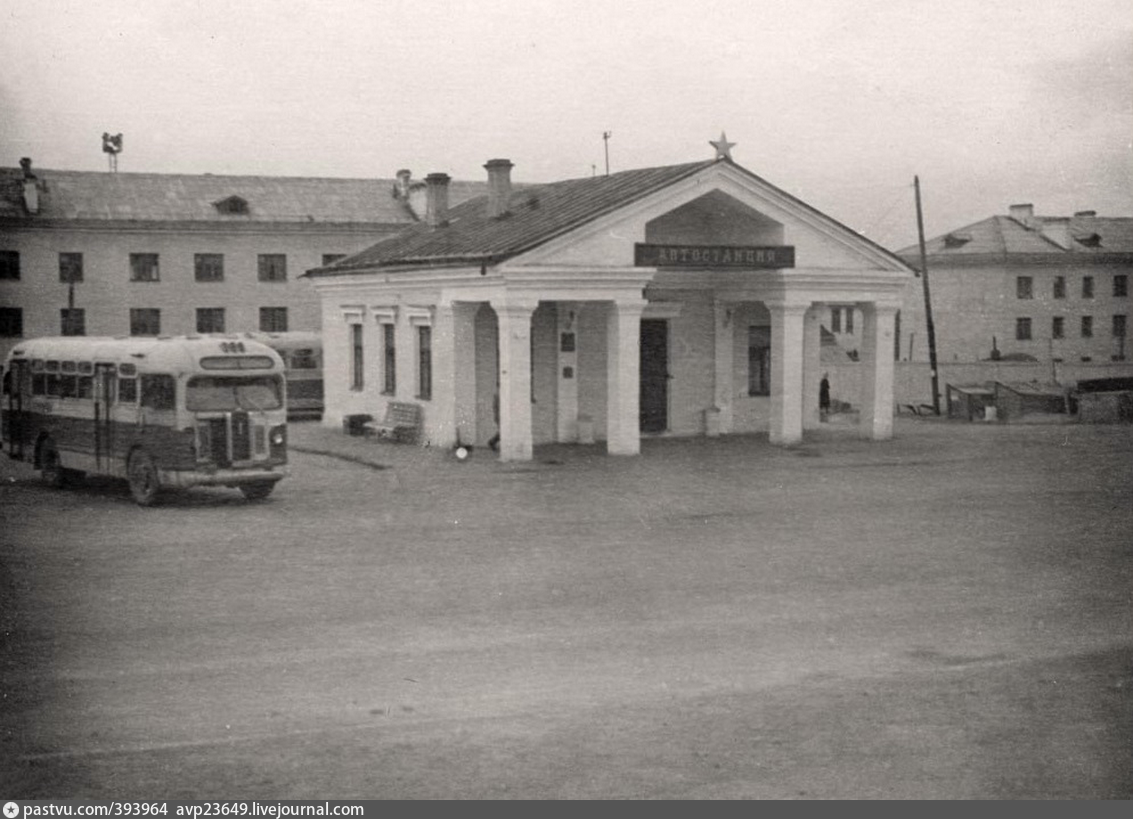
305, 152, 913, 461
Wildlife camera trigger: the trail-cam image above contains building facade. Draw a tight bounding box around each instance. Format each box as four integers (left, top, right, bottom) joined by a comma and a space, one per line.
0, 160, 485, 362
897, 205, 1132, 365
306, 154, 914, 461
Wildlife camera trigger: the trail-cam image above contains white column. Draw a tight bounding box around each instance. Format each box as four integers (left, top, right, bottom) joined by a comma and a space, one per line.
858, 303, 898, 440
495, 300, 537, 462
429, 303, 457, 447
451, 303, 478, 446
606, 299, 646, 455
713, 301, 734, 434
556, 302, 580, 442
802, 305, 824, 430
768, 301, 809, 445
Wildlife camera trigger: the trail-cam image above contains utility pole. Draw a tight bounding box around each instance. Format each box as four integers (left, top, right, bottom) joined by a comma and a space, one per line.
602, 131, 611, 176
915, 176, 941, 415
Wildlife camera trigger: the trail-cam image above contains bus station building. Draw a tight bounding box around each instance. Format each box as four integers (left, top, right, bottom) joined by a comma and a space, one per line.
305, 153, 914, 461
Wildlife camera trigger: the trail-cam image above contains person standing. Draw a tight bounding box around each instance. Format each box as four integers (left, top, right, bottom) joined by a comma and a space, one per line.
820, 374, 831, 422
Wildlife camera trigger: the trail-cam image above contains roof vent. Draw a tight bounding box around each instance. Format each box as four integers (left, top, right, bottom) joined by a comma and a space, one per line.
1073, 210, 1097, 218
213, 195, 249, 215
394, 169, 412, 200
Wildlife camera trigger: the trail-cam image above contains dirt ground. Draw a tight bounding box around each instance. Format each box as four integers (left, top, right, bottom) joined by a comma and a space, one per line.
1, 418, 1131, 799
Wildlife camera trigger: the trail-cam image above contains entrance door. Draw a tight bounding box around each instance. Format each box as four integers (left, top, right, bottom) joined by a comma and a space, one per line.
640, 319, 669, 433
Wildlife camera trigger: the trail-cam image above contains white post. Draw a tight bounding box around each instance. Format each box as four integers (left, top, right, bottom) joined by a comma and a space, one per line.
606, 299, 646, 455
713, 301, 734, 434
768, 301, 809, 445
859, 302, 898, 440
495, 300, 537, 461
803, 304, 824, 430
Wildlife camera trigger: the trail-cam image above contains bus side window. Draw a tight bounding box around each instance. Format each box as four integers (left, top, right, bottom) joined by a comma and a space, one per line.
77, 376, 94, 399
61, 375, 78, 399
119, 378, 138, 404
32, 373, 46, 396
291, 349, 318, 369
140, 374, 175, 410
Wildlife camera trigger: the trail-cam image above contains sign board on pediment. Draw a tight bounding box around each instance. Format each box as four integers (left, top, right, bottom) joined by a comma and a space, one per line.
509, 163, 910, 275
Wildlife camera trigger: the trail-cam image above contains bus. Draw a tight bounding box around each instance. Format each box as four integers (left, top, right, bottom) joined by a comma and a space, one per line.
241, 332, 323, 419
2, 335, 289, 505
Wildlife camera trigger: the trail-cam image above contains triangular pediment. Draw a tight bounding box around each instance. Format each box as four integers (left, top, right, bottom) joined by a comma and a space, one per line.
508, 162, 911, 274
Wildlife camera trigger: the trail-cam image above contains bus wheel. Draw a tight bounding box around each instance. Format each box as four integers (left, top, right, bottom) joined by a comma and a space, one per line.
127, 450, 161, 506
40, 438, 66, 489
239, 481, 276, 501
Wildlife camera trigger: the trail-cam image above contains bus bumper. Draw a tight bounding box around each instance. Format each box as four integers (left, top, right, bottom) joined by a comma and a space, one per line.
160, 465, 290, 489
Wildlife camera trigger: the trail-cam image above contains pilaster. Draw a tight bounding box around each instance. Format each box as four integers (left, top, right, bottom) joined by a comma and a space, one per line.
713, 302, 735, 434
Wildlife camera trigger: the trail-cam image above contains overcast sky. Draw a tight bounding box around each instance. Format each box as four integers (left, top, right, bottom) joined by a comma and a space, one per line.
2, 0, 1131, 250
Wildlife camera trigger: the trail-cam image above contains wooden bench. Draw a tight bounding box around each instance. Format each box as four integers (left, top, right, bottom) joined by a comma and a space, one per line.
900, 403, 936, 416
363, 401, 422, 443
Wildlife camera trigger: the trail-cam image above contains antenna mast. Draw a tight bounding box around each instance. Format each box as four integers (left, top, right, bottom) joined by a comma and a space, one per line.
602, 131, 611, 176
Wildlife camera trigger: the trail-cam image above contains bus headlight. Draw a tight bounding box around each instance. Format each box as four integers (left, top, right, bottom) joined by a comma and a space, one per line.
270, 427, 286, 446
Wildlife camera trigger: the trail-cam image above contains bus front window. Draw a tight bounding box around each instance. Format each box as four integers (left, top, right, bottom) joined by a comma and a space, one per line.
187, 376, 283, 412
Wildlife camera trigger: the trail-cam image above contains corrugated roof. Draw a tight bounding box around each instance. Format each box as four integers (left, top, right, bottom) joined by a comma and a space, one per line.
0, 166, 485, 225
322, 161, 717, 270
898, 212, 1133, 261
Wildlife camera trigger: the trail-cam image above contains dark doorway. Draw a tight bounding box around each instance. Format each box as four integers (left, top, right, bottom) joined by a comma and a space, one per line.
640, 319, 669, 433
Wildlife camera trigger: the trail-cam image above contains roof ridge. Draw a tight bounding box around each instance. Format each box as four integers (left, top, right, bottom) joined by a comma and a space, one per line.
1, 166, 484, 185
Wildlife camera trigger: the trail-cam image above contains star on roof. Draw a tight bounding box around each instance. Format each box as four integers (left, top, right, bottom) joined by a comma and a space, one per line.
709, 131, 736, 161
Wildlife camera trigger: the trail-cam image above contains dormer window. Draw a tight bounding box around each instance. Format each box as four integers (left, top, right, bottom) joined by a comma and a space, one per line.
1073, 232, 1102, 248
213, 195, 249, 215
942, 233, 971, 248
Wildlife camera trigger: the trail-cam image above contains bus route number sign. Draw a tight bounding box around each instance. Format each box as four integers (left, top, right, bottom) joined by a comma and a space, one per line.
219, 341, 247, 354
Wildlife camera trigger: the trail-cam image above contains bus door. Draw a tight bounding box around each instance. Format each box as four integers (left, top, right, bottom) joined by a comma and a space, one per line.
93, 363, 116, 470
3, 359, 29, 459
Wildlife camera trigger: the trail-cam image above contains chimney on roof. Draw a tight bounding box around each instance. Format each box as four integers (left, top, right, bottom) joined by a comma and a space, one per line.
484, 158, 514, 219
1009, 203, 1035, 226
19, 157, 39, 214
1074, 210, 1096, 218
395, 169, 412, 199
424, 172, 450, 228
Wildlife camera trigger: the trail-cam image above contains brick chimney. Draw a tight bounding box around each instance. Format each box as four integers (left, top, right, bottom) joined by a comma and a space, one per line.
424, 172, 450, 228
484, 158, 514, 218
19, 157, 39, 214
1008, 203, 1035, 227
